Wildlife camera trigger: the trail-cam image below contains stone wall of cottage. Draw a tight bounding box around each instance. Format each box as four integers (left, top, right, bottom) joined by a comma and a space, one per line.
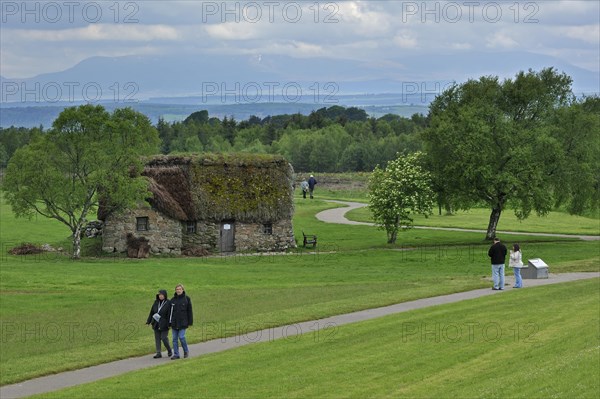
102, 208, 183, 255
234, 220, 295, 252
182, 221, 219, 251
180, 219, 296, 253
104, 208, 296, 255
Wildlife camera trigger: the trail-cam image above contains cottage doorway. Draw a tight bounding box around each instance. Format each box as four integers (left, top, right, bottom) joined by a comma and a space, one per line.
219, 221, 235, 252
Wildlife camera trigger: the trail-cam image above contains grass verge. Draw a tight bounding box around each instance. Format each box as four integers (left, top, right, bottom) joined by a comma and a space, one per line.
34, 279, 600, 399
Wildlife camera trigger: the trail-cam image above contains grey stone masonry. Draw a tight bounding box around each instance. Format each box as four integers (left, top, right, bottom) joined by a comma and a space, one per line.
103, 208, 297, 255
233, 220, 296, 252
102, 207, 182, 255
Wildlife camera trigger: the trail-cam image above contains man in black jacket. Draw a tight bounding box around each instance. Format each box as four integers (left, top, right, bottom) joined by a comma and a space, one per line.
488, 237, 508, 290
308, 175, 317, 199
169, 284, 193, 359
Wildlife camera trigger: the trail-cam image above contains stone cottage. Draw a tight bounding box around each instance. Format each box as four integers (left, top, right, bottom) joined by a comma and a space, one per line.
100, 153, 296, 255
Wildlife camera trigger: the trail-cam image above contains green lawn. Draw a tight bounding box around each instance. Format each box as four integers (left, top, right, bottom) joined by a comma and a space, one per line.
35, 279, 600, 399
347, 205, 600, 236
0, 194, 72, 248
293, 199, 585, 252
1, 191, 599, 389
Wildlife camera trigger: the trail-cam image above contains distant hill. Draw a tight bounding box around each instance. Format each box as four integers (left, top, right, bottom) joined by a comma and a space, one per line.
1, 51, 597, 101
1, 51, 596, 128
0, 100, 429, 128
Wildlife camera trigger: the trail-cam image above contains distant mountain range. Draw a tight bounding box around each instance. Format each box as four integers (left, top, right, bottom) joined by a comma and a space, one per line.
1, 51, 597, 128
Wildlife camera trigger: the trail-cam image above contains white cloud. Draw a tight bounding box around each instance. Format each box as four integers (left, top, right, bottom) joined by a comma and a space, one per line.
336, 1, 391, 37
558, 25, 600, 44
204, 22, 264, 41
6, 24, 180, 42
393, 30, 418, 49
486, 32, 519, 49
244, 41, 326, 58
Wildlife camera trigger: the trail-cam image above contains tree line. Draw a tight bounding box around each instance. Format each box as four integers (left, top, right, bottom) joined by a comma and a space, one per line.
1, 106, 426, 173
156, 106, 426, 172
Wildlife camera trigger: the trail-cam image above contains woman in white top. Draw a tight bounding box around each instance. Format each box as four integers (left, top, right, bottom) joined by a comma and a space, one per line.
509, 243, 524, 288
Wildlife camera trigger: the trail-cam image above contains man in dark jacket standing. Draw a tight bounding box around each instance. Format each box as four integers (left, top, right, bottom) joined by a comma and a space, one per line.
308, 174, 317, 199
488, 237, 508, 290
146, 289, 172, 358
169, 284, 193, 359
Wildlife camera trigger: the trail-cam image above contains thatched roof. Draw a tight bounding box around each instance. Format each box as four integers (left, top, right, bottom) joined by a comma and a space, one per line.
144, 165, 195, 221
142, 153, 294, 222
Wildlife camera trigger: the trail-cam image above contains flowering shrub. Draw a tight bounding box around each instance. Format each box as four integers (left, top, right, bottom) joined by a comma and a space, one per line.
368, 152, 434, 243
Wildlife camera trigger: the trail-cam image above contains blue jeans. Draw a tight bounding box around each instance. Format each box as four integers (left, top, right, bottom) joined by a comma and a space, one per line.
491, 264, 505, 289
172, 328, 188, 356
513, 268, 523, 288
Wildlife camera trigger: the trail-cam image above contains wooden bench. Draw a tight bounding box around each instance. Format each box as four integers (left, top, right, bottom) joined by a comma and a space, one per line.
302, 231, 317, 248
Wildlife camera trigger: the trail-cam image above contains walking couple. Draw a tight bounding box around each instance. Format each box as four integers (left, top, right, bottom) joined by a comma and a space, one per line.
146, 283, 193, 360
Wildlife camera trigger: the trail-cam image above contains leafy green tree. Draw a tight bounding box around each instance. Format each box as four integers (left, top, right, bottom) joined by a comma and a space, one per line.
373, 136, 408, 169
205, 135, 232, 152
368, 152, 434, 244
169, 122, 204, 153
156, 117, 174, 154
339, 142, 370, 171
374, 120, 393, 138
272, 129, 312, 171
221, 116, 237, 144
261, 123, 279, 145
0, 125, 43, 163
423, 68, 576, 240
549, 96, 600, 214
289, 133, 314, 172
234, 126, 269, 152
3, 105, 160, 258
344, 121, 374, 141
0, 143, 8, 167
183, 110, 209, 125
308, 125, 351, 172
308, 111, 327, 129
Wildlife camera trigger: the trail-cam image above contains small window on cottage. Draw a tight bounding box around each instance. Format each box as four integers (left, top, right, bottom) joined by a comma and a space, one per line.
186, 221, 197, 234
136, 217, 149, 231
262, 223, 273, 235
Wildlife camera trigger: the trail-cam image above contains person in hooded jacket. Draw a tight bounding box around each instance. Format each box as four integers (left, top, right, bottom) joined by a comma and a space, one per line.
169, 283, 193, 359
146, 289, 172, 358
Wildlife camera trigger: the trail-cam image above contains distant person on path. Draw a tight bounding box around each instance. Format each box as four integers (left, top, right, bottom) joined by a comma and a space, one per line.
308, 174, 317, 199
300, 179, 309, 199
509, 243, 524, 288
488, 237, 507, 290
169, 284, 193, 359
145, 289, 172, 358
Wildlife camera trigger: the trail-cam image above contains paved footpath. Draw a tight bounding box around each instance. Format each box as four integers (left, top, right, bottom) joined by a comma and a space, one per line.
316, 200, 600, 241
2, 273, 599, 399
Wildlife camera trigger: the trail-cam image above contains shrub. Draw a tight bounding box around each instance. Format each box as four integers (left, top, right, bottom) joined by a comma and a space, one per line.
9, 243, 44, 255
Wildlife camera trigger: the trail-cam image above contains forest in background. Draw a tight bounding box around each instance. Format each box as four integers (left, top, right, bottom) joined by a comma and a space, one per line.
0, 105, 426, 173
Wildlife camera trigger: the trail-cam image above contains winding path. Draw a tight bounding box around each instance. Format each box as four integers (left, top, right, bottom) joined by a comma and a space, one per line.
316, 200, 600, 241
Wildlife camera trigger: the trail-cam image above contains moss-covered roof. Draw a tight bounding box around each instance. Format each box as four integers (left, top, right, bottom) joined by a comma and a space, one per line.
142, 153, 294, 222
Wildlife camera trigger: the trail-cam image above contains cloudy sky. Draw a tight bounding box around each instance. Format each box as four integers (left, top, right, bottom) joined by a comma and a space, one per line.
1, 1, 598, 90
